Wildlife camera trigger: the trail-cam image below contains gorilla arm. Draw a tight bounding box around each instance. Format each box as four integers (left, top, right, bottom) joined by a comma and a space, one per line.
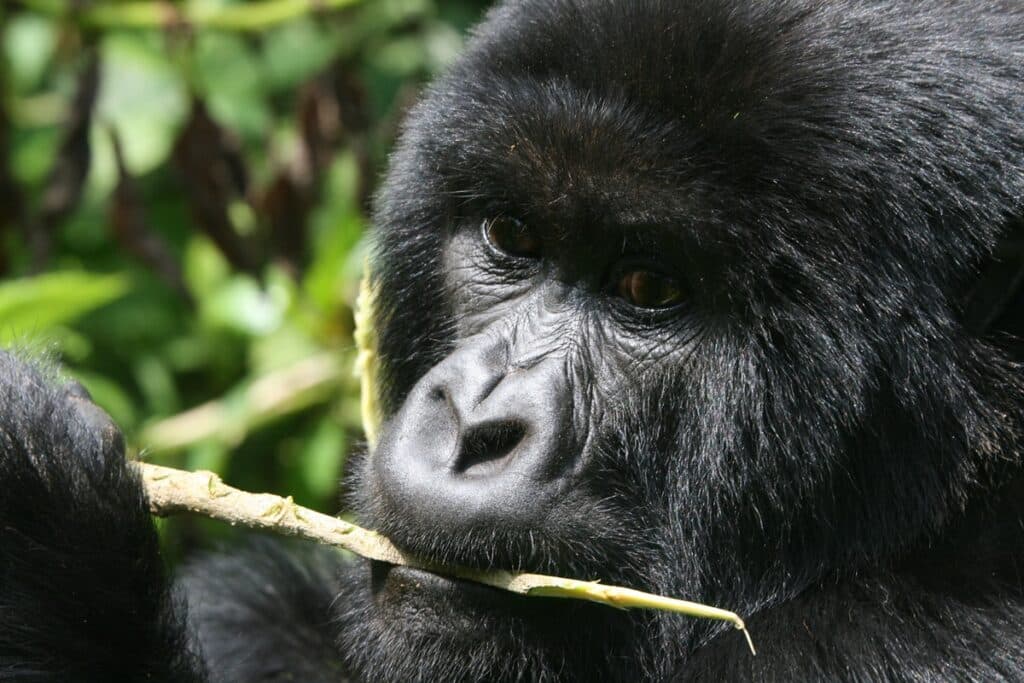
0, 354, 349, 682
0, 352, 206, 682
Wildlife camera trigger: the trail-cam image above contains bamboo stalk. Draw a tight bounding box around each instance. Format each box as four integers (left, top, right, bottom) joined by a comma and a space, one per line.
140, 462, 755, 655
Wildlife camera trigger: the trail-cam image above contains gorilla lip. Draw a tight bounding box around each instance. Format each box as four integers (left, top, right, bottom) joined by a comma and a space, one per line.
369, 560, 604, 629
371, 560, 520, 607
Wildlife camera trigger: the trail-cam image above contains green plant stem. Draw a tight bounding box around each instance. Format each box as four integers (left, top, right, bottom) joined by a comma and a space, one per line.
354, 267, 382, 448
139, 352, 350, 452
141, 462, 756, 655
20, 0, 362, 32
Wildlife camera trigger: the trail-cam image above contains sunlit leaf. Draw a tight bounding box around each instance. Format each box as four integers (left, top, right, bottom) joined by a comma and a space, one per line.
251, 324, 322, 376
300, 416, 347, 500
202, 275, 287, 336
0, 271, 129, 345
183, 236, 233, 301
3, 15, 57, 94
422, 20, 465, 73
90, 33, 188, 193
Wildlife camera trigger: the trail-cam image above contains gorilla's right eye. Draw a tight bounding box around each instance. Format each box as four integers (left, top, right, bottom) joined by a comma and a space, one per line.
616, 269, 686, 309
482, 217, 542, 258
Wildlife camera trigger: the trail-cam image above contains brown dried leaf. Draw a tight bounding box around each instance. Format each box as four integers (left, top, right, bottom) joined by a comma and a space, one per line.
258, 172, 308, 277
108, 128, 192, 305
32, 52, 100, 270
172, 99, 259, 274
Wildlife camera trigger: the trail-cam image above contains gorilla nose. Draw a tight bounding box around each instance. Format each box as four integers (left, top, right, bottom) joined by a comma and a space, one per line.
455, 419, 530, 476
372, 343, 575, 531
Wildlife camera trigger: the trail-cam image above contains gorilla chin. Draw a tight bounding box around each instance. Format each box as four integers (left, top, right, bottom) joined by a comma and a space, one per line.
340, 560, 641, 682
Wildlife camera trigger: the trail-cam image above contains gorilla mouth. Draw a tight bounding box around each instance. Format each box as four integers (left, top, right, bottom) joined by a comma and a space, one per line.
370, 560, 519, 608
365, 557, 621, 650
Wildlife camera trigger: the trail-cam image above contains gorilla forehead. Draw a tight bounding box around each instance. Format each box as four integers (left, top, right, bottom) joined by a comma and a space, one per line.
391, 0, 1022, 284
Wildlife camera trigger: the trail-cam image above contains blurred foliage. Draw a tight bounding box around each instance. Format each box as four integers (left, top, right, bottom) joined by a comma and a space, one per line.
0, 0, 491, 556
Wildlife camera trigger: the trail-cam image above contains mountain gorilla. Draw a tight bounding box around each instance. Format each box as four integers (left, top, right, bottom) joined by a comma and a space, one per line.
3, 0, 1024, 680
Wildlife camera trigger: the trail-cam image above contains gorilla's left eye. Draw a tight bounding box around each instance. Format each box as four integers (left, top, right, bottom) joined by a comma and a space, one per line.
482, 217, 542, 258
617, 269, 686, 309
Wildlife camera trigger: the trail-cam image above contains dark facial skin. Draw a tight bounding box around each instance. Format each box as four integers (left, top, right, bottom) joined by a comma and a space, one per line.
356, 218, 683, 679
374, 217, 693, 540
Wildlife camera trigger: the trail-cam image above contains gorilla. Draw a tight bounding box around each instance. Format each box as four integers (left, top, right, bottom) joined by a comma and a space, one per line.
2, 0, 1024, 680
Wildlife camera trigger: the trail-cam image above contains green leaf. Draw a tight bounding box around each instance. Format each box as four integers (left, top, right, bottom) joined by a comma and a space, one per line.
261, 18, 336, 91
300, 417, 347, 500
202, 275, 288, 336
183, 236, 233, 301
0, 272, 130, 345
186, 440, 231, 477
90, 32, 189, 194
192, 33, 272, 140
11, 126, 61, 185
250, 324, 322, 376
369, 35, 429, 77
3, 15, 57, 94
304, 153, 365, 310
421, 20, 465, 73
134, 354, 180, 417
358, 0, 432, 32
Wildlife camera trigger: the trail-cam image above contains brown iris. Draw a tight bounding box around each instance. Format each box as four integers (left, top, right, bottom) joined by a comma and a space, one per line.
483, 217, 542, 258
617, 269, 685, 309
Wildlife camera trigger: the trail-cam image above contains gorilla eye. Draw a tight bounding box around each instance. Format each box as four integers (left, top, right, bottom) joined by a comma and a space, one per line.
483, 217, 542, 258
617, 269, 685, 309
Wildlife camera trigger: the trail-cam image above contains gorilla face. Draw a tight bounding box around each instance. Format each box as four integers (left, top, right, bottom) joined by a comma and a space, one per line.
337, 1, 1024, 680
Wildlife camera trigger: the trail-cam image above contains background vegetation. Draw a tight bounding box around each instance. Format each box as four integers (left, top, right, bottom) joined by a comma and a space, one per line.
0, 0, 490, 558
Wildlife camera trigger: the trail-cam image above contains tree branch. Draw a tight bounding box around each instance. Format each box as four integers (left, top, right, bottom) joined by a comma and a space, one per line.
139, 352, 349, 452
140, 461, 755, 655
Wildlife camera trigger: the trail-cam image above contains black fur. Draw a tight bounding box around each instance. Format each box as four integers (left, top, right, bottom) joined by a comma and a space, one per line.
2, 1, 1024, 681
180, 540, 345, 683
0, 352, 204, 682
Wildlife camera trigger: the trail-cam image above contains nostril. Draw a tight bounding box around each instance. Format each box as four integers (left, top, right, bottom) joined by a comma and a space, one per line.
455, 421, 528, 477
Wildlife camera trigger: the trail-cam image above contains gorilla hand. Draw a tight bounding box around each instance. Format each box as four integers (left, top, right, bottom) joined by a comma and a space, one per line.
0, 352, 204, 682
